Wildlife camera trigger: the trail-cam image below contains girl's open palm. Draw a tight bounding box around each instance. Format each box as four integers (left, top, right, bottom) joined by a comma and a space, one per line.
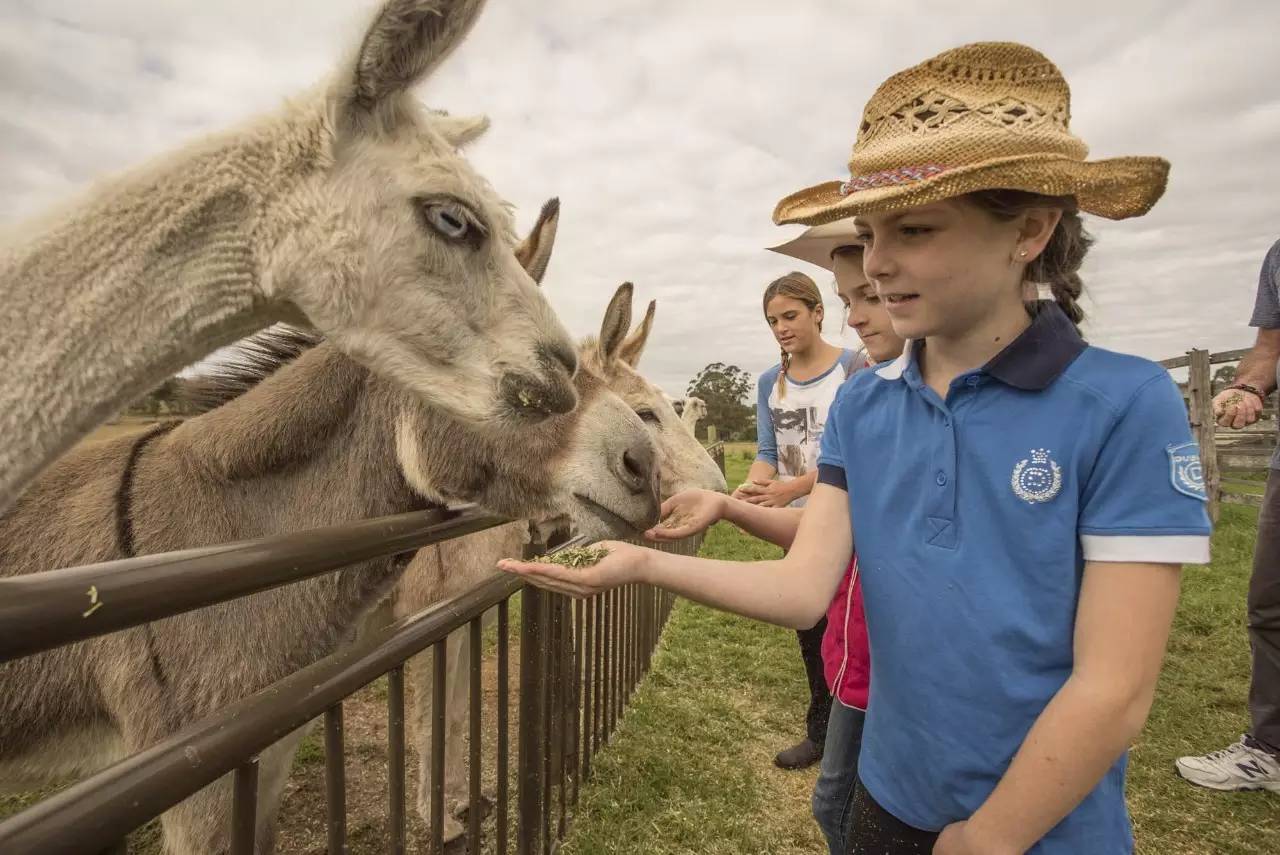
497, 540, 648, 599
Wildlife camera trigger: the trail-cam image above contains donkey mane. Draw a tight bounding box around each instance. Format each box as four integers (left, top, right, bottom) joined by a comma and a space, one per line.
180, 327, 323, 414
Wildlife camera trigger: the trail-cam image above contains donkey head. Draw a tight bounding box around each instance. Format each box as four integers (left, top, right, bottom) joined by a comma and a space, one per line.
392, 351, 663, 543
390, 201, 662, 542
582, 285, 728, 498
272, 0, 577, 425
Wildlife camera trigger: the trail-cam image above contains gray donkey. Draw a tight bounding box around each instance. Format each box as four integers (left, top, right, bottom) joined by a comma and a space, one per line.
0, 245, 660, 853
0, 0, 581, 517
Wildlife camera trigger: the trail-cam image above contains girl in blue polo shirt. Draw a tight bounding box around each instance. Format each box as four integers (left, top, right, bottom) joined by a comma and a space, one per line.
501, 42, 1211, 855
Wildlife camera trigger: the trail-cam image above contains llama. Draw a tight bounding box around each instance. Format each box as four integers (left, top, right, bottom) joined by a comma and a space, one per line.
680, 396, 709, 436
0, 0, 579, 517
378, 285, 728, 841
0, 232, 660, 855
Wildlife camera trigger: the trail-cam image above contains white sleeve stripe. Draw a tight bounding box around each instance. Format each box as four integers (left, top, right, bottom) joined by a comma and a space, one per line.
1080, 534, 1210, 565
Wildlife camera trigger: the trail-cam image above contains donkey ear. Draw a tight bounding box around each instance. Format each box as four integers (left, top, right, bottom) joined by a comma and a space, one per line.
433, 112, 490, 149
598, 283, 634, 364
338, 0, 488, 132
513, 198, 560, 285
617, 300, 655, 368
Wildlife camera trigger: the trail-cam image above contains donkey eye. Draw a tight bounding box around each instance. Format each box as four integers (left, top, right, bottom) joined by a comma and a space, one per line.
636, 409, 660, 424
415, 196, 487, 248
425, 203, 469, 239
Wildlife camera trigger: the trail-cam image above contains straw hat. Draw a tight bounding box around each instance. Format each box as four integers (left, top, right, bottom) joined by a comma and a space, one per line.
773, 42, 1169, 227
767, 220, 861, 272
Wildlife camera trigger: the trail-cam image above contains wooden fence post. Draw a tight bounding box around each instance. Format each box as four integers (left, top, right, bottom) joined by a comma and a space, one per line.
705, 425, 718, 445
1186, 348, 1221, 522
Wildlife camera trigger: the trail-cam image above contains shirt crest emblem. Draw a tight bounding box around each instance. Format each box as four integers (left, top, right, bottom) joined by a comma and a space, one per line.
1011, 448, 1062, 504
1167, 441, 1207, 501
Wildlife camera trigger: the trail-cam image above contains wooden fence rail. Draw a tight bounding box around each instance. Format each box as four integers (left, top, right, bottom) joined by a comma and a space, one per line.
1160, 347, 1275, 520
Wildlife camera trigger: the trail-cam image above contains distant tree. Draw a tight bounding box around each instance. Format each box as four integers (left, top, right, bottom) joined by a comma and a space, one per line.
686, 362, 755, 441
1213, 364, 1237, 385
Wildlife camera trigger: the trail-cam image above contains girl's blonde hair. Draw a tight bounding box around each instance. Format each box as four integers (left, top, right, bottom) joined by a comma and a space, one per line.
762, 271, 823, 400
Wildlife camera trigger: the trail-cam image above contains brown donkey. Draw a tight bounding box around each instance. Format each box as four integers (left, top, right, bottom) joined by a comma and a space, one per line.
383, 282, 728, 842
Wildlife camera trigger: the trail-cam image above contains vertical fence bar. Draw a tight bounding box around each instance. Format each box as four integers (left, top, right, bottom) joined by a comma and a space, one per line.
613, 587, 622, 738
624, 585, 632, 702
1187, 348, 1222, 522
230, 759, 259, 855
431, 640, 447, 855
631, 583, 639, 694
387, 666, 406, 855
557, 597, 570, 841
593, 592, 604, 756
468, 617, 483, 852
587, 595, 599, 770
324, 705, 347, 855
602, 589, 612, 745
540, 595, 554, 855
571, 597, 585, 807
517, 583, 546, 855
497, 598, 511, 855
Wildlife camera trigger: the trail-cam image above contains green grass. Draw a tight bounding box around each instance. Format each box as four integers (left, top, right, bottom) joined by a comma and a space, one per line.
559, 450, 1280, 854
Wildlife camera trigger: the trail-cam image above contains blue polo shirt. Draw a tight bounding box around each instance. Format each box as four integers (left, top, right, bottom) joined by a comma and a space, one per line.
816, 303, 1212, 853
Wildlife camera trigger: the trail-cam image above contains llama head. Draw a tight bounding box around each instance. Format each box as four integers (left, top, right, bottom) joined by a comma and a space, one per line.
684, 396, 708, 423
270, 0, 578, 426
581, 285, 728, 498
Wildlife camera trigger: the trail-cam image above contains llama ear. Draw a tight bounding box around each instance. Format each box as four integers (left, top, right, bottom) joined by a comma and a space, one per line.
338, 0, 488, 133
513, 198, 560, 285
598, 283, 634, 365
432, 112, 490, 148
617, 300, 655, 368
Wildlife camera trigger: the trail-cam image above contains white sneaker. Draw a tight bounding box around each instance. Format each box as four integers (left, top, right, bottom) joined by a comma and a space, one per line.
1175, 735, 1280, 792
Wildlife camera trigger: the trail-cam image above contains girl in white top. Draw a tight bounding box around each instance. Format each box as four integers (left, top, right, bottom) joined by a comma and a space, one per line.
738, 270, 856, 771
740, 271, 856, 511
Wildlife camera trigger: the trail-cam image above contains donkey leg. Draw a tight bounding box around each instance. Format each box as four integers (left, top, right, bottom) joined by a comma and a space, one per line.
158, 776, 235, 855
408, 639, 465, 843
252, 725, 312, 854
444, 627, 471, 815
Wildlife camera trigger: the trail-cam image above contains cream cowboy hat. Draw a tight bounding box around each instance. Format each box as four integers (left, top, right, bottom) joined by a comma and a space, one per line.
773, 42, 1169, 227
767, 220, 861, 272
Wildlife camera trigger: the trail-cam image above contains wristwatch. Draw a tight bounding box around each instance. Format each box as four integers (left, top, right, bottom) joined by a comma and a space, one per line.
1227, 383, 1266, 399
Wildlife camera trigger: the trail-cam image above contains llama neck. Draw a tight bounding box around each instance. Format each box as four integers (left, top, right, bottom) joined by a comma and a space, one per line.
0, 111, 326, 514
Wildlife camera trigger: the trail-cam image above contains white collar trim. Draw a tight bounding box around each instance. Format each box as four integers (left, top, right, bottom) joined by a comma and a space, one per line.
875, 340, 916, 380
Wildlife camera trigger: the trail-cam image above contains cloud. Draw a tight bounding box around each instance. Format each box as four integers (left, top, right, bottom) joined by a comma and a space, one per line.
2, 0, 1278, 397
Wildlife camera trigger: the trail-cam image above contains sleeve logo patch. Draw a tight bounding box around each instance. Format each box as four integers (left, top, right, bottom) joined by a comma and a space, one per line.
1167, 441, 1207, 501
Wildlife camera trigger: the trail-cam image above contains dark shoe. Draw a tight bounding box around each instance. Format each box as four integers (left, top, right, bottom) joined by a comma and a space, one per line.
774, 737, 823, 770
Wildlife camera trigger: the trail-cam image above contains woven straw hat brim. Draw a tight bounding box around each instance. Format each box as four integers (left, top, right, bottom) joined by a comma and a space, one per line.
773, 153, 1169, 227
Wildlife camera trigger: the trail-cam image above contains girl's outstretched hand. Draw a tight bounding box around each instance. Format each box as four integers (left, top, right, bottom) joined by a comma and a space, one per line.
644, 489, 726, 541
497, 541, 649, 599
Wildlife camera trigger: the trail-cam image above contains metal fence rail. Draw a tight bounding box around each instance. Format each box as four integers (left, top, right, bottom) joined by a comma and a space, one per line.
0, 525, 702, 855
0, 504, 507, 663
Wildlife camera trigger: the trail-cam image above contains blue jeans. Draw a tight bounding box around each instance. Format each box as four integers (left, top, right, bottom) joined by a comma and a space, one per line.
812, 701, 866, 854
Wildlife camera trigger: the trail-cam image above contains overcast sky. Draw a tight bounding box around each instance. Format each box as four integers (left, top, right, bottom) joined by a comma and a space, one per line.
3, 0, 1278, 397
